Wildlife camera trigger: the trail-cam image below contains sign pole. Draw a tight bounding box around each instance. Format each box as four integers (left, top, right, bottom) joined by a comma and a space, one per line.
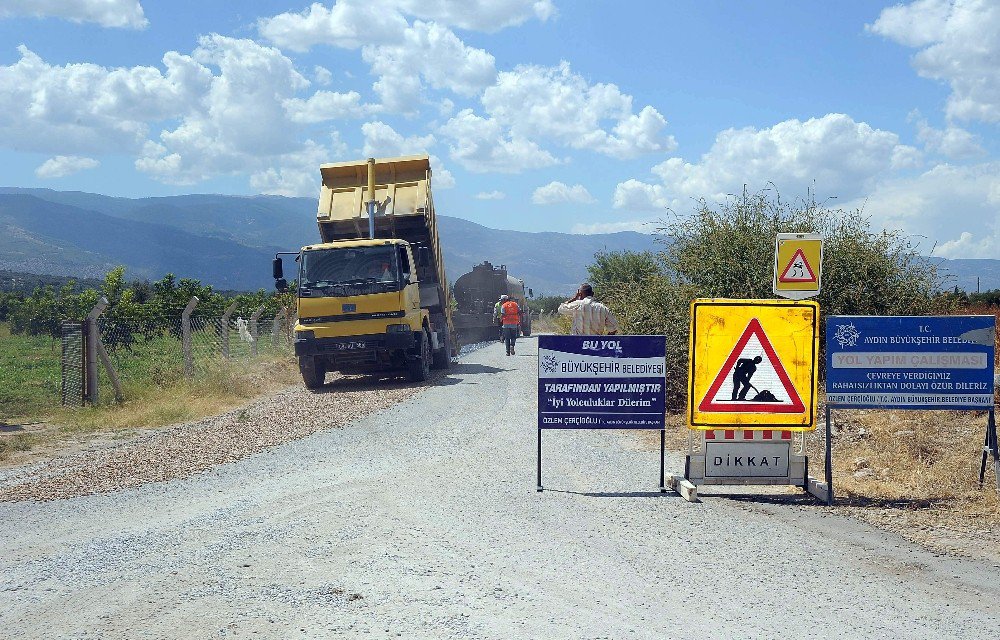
659, 429, 666, 492
537, 427, 543, 492
982, 408, 998, 491
825, 405, 834, 506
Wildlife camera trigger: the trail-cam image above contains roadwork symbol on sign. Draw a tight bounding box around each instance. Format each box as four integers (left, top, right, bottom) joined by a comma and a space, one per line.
689, 299, 819, 430
778, 248, 817, 283
773, 233, 823, 300
698, 318, 805, 414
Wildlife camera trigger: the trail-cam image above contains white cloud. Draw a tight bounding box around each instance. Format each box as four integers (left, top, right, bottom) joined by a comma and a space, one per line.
870, 0, 1000, 123
532, 181, 595, 205
34, 155, 100, 178
913, 116, 985, 158
843, 162, 1000, 259
0, 45, 212, 155
614, 114, 917, 210
439, 108, 559, 173
394, 0, 555, 31
313, 65, 333, 86
136, 35, 313, 184
258, 0, 553, 50
257, 2, 408, 52
430, 155, 456, 188
361, 121, 435, 157
571, 220, 654, 234
476, 190, 506, 200
249, 140, 334, 197
0, 0, 147, 29
481, 61, 675, 159
284, 90, 372, 122
363, 20, 497, 112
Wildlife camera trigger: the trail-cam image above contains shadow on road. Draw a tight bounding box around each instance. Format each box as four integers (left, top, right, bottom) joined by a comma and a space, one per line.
543, 488, 680, 499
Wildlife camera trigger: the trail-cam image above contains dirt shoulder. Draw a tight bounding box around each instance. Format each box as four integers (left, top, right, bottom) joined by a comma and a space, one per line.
649, 409, 1000, 565
0, 372, 430, 502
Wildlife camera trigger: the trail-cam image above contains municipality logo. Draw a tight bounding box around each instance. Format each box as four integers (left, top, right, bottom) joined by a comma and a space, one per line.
833, 322, 860, 348
541, 354, 558, 373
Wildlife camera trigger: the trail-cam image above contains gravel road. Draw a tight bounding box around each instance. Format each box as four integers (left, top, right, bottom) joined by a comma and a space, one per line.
2, 337, 998, 638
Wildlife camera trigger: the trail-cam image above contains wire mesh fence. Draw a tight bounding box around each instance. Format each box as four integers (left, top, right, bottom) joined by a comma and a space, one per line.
60, 321, 85, 407
93, 307, 295, 403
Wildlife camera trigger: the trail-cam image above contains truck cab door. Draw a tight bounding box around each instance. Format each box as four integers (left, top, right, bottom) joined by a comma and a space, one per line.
400, 245, 420, 312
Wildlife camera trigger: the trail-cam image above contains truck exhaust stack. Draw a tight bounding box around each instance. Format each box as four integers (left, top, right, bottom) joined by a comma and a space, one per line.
367, 157, 376, 240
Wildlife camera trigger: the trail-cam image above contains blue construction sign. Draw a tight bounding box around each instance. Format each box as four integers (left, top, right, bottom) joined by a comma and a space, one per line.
826, 315, 996, 410
537, 335, 666, 429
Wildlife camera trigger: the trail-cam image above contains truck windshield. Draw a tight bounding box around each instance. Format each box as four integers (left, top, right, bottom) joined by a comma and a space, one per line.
299, 245, 399, 295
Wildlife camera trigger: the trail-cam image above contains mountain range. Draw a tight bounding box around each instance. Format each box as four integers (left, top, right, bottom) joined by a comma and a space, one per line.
0, 188, 659, 295
0, 187, 996, 295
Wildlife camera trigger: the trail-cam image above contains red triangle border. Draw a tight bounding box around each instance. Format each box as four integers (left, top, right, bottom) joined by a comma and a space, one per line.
778, 248, 817, 283
697, 318, 805, 414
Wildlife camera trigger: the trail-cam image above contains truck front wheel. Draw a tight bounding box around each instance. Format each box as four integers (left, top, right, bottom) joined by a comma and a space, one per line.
300, 356, 326, 389
431, 332, 452, 370
407, 330, 431, 382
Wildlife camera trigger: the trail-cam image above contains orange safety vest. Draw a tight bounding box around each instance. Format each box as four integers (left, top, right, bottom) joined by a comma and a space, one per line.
500, 300, 521, 325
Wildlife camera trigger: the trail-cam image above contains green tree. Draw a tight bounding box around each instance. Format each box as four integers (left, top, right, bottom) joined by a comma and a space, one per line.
590, 190, 948, 411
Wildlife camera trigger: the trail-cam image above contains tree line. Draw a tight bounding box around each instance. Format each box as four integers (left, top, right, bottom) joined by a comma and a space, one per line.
0, 266, 292, 343
584, 190, 996, 412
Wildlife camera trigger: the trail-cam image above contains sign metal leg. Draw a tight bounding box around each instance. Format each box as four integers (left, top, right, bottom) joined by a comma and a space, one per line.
536, 427, 543, 492
825, 405, 834, 506
659, 429, 666, 492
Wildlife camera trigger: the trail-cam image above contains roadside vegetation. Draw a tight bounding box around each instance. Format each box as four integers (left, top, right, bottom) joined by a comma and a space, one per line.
588, 189, 999, 544
0, 267, 297, 462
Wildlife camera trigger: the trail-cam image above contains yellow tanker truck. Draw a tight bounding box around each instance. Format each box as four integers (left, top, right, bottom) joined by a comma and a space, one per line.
273, 155, 456, 388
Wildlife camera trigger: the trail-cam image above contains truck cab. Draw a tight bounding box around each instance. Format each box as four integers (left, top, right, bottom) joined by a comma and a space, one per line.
275, 155, 455, 388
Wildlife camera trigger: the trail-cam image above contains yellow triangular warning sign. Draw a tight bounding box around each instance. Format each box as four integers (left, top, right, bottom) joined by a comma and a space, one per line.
778, 248, 817, 283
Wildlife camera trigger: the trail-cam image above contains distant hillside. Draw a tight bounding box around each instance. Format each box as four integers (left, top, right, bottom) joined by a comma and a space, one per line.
2, 187, 997, 295
0, 188, 659, 294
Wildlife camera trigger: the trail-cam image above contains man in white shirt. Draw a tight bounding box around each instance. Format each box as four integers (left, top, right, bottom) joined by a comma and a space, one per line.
557, 283, 620, 336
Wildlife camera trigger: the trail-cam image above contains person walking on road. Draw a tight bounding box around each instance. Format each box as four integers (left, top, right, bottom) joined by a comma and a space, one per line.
499, 296, 522, 356
557, 283, 619, 336
494, 295, 508, 341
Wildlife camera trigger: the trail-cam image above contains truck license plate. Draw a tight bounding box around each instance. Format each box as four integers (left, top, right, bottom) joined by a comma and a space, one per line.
333, 341, 367, 350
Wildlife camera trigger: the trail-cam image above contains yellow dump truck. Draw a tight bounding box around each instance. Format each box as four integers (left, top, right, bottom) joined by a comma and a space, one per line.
272, 155, 456, 388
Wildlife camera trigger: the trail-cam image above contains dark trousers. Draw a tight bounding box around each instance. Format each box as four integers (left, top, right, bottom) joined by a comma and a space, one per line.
502, 326, 518, 354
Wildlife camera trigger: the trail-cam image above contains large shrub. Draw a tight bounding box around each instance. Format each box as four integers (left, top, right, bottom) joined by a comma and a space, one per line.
591, 191, 948, 412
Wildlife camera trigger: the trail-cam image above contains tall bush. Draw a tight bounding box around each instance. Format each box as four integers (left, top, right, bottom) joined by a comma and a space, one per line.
591, 190, 948, 412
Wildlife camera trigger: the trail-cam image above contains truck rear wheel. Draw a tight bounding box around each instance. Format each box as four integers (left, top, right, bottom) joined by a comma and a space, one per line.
407, 330, 431, 382
431, 332, 452, 370
521, 316, 531, 337
300, 356, 326, 389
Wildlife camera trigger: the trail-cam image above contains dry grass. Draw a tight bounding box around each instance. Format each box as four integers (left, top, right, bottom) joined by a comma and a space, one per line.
533, 312, 570, 334
0, 355, 300, 464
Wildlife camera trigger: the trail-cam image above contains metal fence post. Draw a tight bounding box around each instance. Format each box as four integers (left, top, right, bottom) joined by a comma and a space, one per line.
182, 296, 199, 378
272, 308, 287, 347
220, 300, 239, 358
85, 297, 109, 405
250, 306, 264, 357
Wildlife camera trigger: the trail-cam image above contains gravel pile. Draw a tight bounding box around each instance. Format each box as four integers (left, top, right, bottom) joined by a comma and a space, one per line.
0, 374, 429, 502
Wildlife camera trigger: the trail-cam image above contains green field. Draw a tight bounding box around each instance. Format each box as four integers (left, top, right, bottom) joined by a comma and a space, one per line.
0, 323, 62, 421
0, 321, 294, 423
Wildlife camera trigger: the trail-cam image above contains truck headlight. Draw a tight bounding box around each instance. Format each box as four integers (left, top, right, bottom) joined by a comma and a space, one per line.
386, 324, 412, 333
295, 330, 315, 340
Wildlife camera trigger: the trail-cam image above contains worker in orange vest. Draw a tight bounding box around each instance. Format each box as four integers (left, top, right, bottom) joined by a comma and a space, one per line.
499, 297, 522, 356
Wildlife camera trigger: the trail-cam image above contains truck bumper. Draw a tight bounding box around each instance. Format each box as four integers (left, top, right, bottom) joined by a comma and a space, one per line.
294, 332, 416, 357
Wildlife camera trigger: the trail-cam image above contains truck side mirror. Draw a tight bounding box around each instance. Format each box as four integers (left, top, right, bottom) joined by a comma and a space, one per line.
275, 278, 288, 293
272, 257, 284, 280
418, 247, 432, 267
528, 288, 533, 297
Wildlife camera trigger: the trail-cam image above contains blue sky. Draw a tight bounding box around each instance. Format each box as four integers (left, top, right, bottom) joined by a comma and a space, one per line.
0, 1, 997, 257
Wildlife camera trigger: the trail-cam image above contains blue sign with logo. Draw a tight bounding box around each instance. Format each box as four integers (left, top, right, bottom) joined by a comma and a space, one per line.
537, 335, 666, 429
826, 316, 996, 410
